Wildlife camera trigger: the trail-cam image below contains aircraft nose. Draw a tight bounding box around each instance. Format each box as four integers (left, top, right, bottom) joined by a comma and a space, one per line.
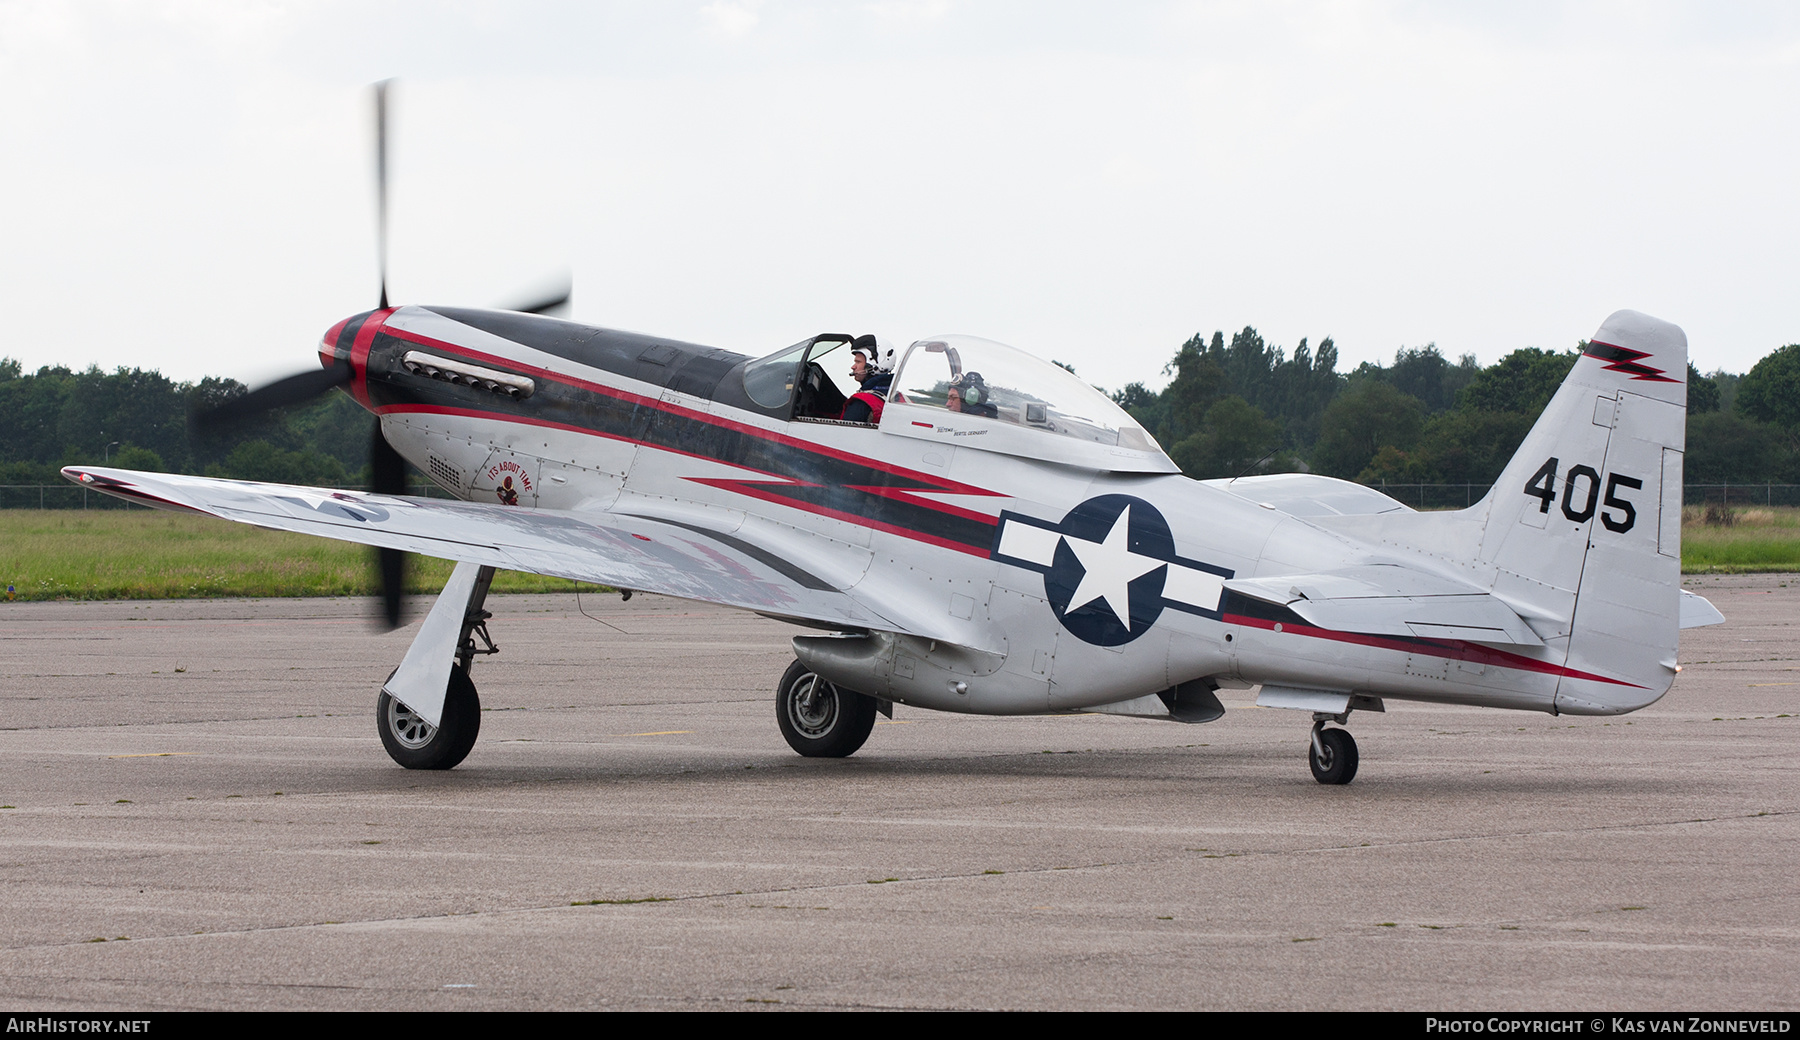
320, 315, 353, 370
317, 307, 395, 409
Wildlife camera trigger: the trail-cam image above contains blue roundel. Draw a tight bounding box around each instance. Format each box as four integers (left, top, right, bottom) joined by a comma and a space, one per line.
1041, 495, 1175, 647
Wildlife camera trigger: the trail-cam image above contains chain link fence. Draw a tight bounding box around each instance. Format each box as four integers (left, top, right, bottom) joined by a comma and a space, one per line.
1681, 484, 1800, 508
1346, 484, 1800, 510
1360, 484, 1494, 510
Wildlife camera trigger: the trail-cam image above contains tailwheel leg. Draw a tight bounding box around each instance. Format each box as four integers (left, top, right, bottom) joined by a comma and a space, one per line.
1308, 717, 1359, 785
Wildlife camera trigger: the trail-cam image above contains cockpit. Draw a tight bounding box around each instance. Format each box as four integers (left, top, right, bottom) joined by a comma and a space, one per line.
737, 332, 1176, 472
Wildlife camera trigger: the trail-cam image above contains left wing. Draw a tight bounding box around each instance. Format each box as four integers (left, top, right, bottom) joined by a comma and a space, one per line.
63, 467, 998, 650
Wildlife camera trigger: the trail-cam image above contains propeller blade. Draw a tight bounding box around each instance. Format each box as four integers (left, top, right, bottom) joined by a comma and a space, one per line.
369, 416, 407, 495
369, 418, 409, 629
377, 545, 406, 629
194, 363, 354, 435
503, 274, 572, 317
374, 79, 392, 310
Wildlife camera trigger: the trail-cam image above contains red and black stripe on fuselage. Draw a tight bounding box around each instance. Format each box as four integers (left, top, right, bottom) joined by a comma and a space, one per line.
320, 307, 1006, 557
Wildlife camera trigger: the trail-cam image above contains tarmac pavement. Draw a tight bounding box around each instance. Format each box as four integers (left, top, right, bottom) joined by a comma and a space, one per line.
0, 574, 1795, 1010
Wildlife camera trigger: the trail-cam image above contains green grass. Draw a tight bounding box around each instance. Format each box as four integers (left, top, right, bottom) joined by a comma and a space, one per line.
1680, 506, 1800, 573
0, 510, 598, 601
4, 503, 1800, 602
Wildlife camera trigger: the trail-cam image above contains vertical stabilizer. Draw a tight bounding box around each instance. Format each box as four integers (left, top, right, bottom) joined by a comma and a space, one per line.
1472, 310, 1687, 712
1318, 310, 1688, 714
1549, 312, 1687, 712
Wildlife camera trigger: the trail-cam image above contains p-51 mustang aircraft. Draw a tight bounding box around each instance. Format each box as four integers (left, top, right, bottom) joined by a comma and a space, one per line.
60, 85, 1722, 784
64, 305, 1723, 784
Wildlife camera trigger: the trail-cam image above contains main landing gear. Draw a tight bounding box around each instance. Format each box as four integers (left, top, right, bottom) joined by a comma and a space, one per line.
1309, 717, 1359, 785
376, 563, 500, 770
378, 666, 481, 770
775, 660, 878, 758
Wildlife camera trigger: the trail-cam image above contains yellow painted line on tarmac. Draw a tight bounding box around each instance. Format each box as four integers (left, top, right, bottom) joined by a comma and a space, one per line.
876, 719, 915, 725
106, 752, 200, 758
623, 730, 692, 737
1747, 683, 1800, 687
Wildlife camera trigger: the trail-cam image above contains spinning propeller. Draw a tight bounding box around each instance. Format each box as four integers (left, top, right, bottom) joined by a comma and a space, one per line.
194, 80, 568, 629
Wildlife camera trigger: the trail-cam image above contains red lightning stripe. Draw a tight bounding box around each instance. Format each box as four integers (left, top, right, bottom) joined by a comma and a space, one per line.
1584, 339, 1680, 384
1224, 612, 1643, 688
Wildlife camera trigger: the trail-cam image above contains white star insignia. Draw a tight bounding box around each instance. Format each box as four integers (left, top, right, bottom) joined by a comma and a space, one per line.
1061, 505, 1166, 630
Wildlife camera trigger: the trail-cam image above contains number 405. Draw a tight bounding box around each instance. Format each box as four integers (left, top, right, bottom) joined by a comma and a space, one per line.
1524, 458, 1642, 533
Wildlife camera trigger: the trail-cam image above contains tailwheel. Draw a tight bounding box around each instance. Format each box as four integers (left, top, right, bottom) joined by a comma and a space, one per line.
775, 660, 876, 758
378, 665, 481, 770
1308, 723, 1358, 785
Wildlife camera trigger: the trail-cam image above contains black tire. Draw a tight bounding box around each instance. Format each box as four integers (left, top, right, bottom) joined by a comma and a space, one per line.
377, 666, 481, 770
1309, 727, 1358, 785
775, 660, 877, 758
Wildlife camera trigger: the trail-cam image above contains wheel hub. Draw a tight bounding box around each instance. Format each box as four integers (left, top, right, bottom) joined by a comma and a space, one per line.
386, 697, 437, 749
787, 674, 839, 737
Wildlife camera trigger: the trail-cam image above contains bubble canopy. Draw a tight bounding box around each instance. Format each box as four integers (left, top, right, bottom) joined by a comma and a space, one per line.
885, 335, 1172, 469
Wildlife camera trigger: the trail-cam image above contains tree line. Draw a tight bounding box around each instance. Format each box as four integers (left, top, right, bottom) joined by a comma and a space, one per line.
2, 331, 1797, 502
1106, 331, 1800, 488
0, 358, 372, 491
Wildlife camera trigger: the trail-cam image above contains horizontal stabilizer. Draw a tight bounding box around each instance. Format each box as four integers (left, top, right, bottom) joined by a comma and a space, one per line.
1225, 564, 1544, 645
1679, 590, 1725, 629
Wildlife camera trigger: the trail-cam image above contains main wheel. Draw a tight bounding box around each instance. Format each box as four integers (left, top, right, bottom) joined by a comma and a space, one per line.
775, 660, 877, 758
1309, 727, 1359, 785
377, 665, 481, 770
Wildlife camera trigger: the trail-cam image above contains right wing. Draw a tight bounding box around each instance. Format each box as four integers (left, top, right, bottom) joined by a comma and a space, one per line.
64, 467, 996, 650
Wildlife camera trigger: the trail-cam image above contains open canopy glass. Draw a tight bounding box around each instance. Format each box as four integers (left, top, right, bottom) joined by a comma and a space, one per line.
891, 335, 1162, 454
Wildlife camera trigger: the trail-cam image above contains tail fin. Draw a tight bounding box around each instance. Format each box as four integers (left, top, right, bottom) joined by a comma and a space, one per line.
1324, 310, 1689, 714
1479, 310, 1686, 712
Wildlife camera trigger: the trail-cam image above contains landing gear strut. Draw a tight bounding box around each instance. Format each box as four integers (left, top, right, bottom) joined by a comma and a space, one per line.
1308, 716, 1359, 785
376, 563, 499, 770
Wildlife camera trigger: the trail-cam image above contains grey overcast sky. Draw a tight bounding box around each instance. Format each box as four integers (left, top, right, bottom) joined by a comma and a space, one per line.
2, 1, 1796, 391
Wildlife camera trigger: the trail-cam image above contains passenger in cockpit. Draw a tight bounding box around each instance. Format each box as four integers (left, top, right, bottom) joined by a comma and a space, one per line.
946, 371, 998, 419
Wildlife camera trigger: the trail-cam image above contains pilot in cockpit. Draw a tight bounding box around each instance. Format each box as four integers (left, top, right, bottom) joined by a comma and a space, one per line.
840, 335, 893, 424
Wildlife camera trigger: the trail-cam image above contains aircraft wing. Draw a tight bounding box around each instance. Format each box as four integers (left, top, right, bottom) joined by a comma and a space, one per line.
62, 467, 990, 648
1224, 564, 1545, 645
